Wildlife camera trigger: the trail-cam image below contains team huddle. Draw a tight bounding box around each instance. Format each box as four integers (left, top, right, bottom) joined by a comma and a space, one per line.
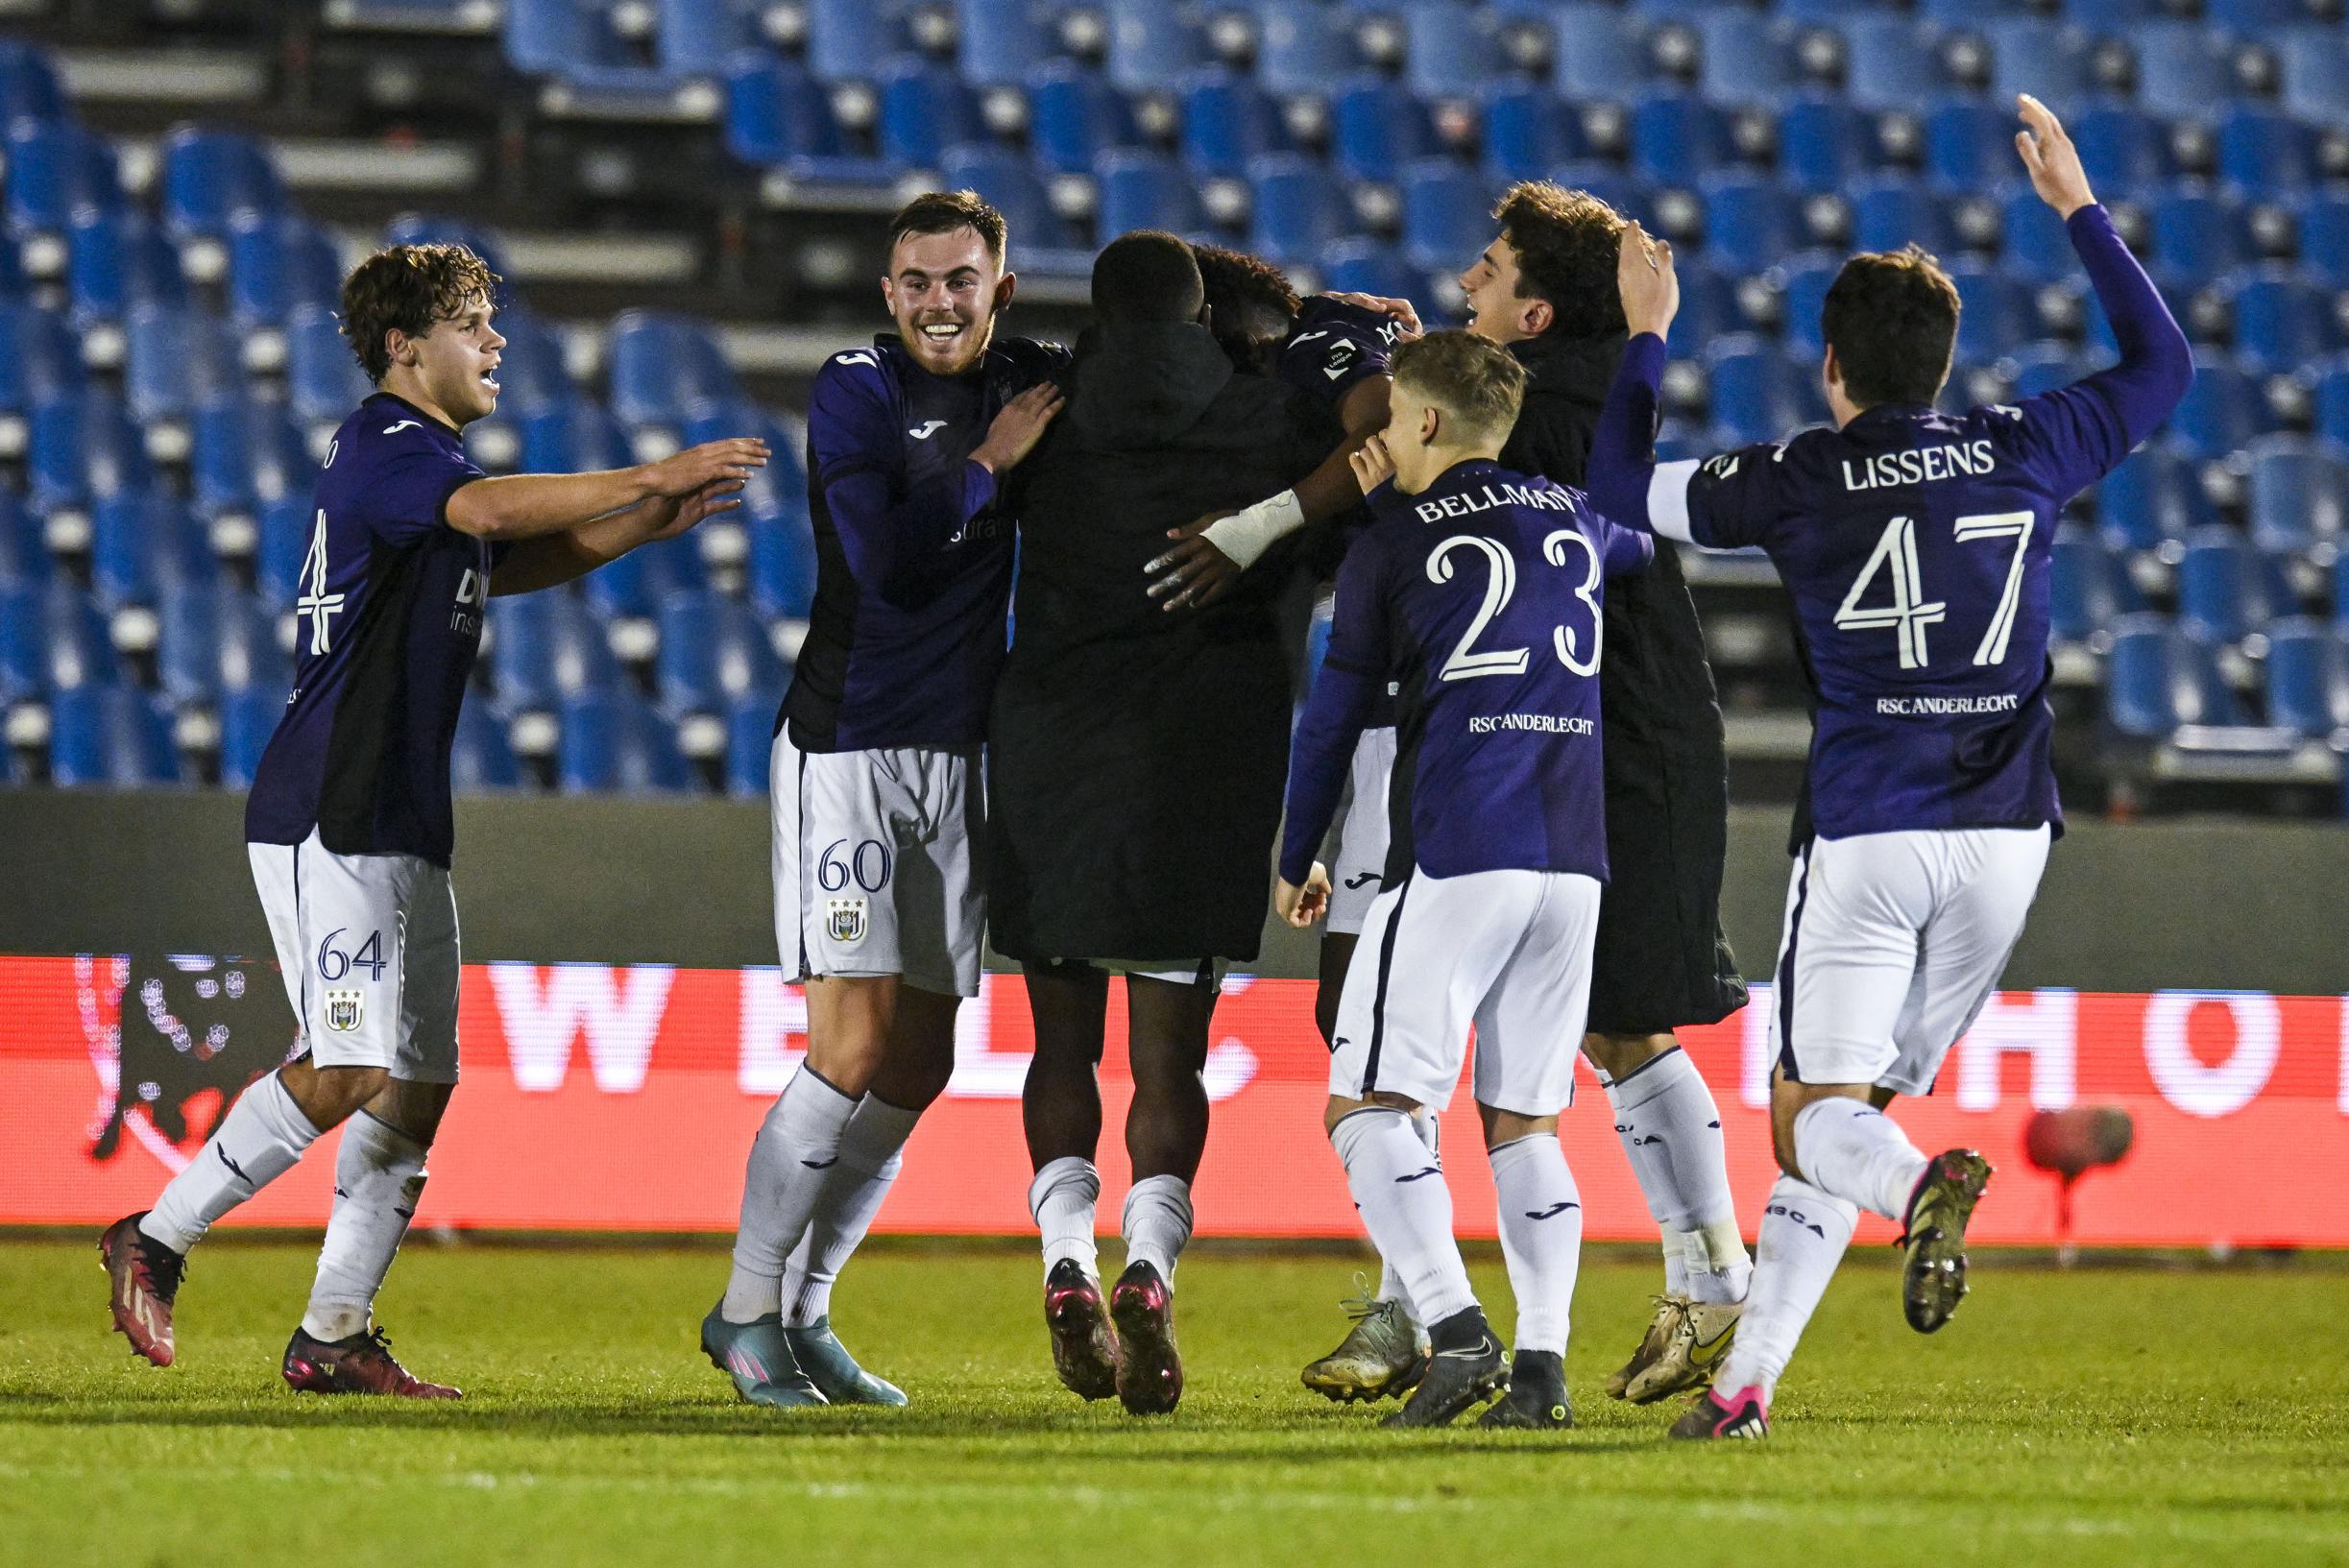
98, 95, 2189, 1438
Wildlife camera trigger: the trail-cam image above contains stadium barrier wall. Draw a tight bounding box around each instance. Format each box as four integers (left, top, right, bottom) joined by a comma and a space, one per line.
2, 792, 2343, 1245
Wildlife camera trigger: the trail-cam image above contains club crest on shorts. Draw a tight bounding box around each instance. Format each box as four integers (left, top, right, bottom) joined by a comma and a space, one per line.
825, 897, 869, 945
324, 989, 364, 1032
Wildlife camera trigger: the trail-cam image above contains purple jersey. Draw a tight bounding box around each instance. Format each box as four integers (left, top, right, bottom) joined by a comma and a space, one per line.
244, 393, 492, 867
1280, 458, 1653, 887
1277, 295, 1403, 406
1588, 205, 2191, 847
781, 333, 1068, 752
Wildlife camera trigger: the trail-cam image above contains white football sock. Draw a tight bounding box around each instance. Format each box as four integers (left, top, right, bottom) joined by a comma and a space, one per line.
303, 1111, 428, 1342
1489, 1134, 1583, 1356
1607, 1048, 1751, 1299
1029, 1155, 1102, 1280
1121, 1173, 1195, 1283
1329, 1107, 1476, 1328
1684, 1217, 1754, 1306
141, 1070, 320, 1254
1373, 1109, 1439, 1316
1793, 1098, 1930, 1223
1712, 1174, 1858, 1400
781, 1093, 921, 1326
721, 1067, 859, 1323
1660, 1232, 1691, 1297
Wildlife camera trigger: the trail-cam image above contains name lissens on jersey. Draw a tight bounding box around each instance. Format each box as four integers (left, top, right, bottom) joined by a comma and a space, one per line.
1841, 438, 1999, 492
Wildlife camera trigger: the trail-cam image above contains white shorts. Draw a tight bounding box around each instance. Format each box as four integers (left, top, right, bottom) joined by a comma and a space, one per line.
247, 829, 461, 1083
772, 727, 983, 998
1330, 867, 1602, 1117
1769, 826, 2051, 1098
1325, 725, 1397, 937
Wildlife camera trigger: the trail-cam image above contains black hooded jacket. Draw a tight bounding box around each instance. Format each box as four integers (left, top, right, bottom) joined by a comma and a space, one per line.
987, 320, 1336, 961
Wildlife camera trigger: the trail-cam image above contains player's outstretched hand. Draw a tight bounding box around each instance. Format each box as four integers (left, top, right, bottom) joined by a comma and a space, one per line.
1146, 513, 1243, 614
650, 437, 769, 499
1322, 291, 1425, 340
2016, 94, 2095, 219
972, 382, 1065, 474
1274, 864, 1331, 929
648, 478, 746, 541
1349, 434, 1396, 495
1617, 222, 1680, 342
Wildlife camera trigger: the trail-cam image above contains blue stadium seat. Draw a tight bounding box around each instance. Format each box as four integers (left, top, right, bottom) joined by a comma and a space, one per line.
1850, 176, 1954, 257
1258, 0, 1359, 99
806, 0, 910, 84
723, 55, 875, 179
1552, 4, 1651, 102
1104, 0, 1207, 96
286, 303, 375, 427
91, 492, 214, 612
1405, 4, 1502, 103
1549, 163, 1653, 229
2228, 268, 2338, 376
0, 490, 44, 589
66, 211, 188, 325
2337, 555, 2349, 634
254, 495, 315, 605
0, 303, 81, 418
1948, 260, 2030, 364
1180, 69, 1289, 179
1399, 159, 1488, 274
2062, 0, 2165, 23
2206, 0, 2315, 26
159, 128, 287, 244
559, 688, 691, 793
2049, 522, 2140, 643
938, 144, 1083, 261
156, 580, 226, 705
0, 582, 41, 702
491, 591, 620, 712
2244, 435, 2349, 553
124, 306, 242, 427
876, 57, 982, 167
1919, 0, 2036, 19
2217, 107, 2318, 195
1925, 98, 2016, 193
725, 688, 780, 798
2104, 613, 2242, 736
506, 0, 642, 80
1331, 76, 1437, 187
2177, 525, 2286, 644
228, 214, 344, 328
215, 588, 289, 697
2307, 353, 2349, 450
655, 0, 760, 77
584, 528, 703, 621
217, 684, 279, 789
1842, 18, 1948, 115
680, 398, 803, 544
2131, 23, 2234, 123
479, 309, 572, 418
451, 696, 522, 792
1319, 238, 1422, 302
1668, 261, 1739, 356
1630, 93, 1734, 186
50, 686, 181, 787
30, 391, 150, 508
192, 401, 312, 519
1095, 150, 1204, 241
0, 41, 67, 123
522, 398, 631, 475
2149, 187, 2251, 293
1696, 12, 1798, 109
2166, 350, 2268, 463
607, 311, 739, 433
656, 587, 784, 718
958, 0, 1052, 89
1482, 86, 1586, 184
750, 504, 819, 621
2293, 193, 2349, 290
1707, 333, 1808, 447
1777, 97, 1877, 196
1028, 62, 1139, 176
381, 213, 513, 283
2071, 105, 2174, 196
2279, 28, 2349, 130
34, 583, 119, 692
1774, 250, 1840, 357
1250, 154, 1355, 268
1987, 20, 2095, 106
2265, 618, 2349, 738
5, 121, 123, 238
1700, 173, 1798, 262
2005, 342, 2087, 399
1999, 185, 2087, 286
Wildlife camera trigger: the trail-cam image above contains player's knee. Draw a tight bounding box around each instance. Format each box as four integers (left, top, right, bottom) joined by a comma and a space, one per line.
1478, 1104, 1556, 1148
286, 1063, 389, 1128
1325, 1092, 1417, 1136
1581, 1030, 1674, 1082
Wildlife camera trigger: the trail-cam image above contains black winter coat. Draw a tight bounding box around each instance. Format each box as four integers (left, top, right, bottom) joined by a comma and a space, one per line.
987, 321, 1335, 962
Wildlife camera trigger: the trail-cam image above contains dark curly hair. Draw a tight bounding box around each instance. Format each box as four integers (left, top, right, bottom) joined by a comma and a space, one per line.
1192, 243, 1301, 372
1822, 245, 1961, 408
1494, 181, 1628, 342
338, 242, 499, 384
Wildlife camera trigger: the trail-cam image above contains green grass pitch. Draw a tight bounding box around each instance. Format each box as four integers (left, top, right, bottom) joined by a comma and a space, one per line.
3, 1238, 2343, 1567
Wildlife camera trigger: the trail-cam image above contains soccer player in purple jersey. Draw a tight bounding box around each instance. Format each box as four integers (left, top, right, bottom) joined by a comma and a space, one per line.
1586, 97, 2191, 1438
706, 192, 1067, 1410
99, 243, 766, 1394
1275, 331, 1655, 1430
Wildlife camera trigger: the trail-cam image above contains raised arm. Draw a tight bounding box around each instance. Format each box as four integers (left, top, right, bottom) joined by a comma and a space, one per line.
1586, 222, 1693, 540
488, 479, 745, 596
447, 439, 766, 543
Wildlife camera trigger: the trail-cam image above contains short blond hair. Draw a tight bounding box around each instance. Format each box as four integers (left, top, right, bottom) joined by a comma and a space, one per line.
1392, 330, 1529, 444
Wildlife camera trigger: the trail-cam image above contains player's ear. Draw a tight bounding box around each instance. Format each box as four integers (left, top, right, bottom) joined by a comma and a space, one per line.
1822, 342, 1841, 395
993, 270, 1017, 314
1419, 403, 1441, 446
384, 327, 413, 370
1523, 297, 1553, 338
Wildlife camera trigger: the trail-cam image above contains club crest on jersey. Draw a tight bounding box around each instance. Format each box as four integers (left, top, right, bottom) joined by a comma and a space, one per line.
324, 989, 364, 1032
825, 898, 869, 945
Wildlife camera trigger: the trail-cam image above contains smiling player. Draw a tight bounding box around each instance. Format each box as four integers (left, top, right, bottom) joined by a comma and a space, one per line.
100, 242, 765, 1394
